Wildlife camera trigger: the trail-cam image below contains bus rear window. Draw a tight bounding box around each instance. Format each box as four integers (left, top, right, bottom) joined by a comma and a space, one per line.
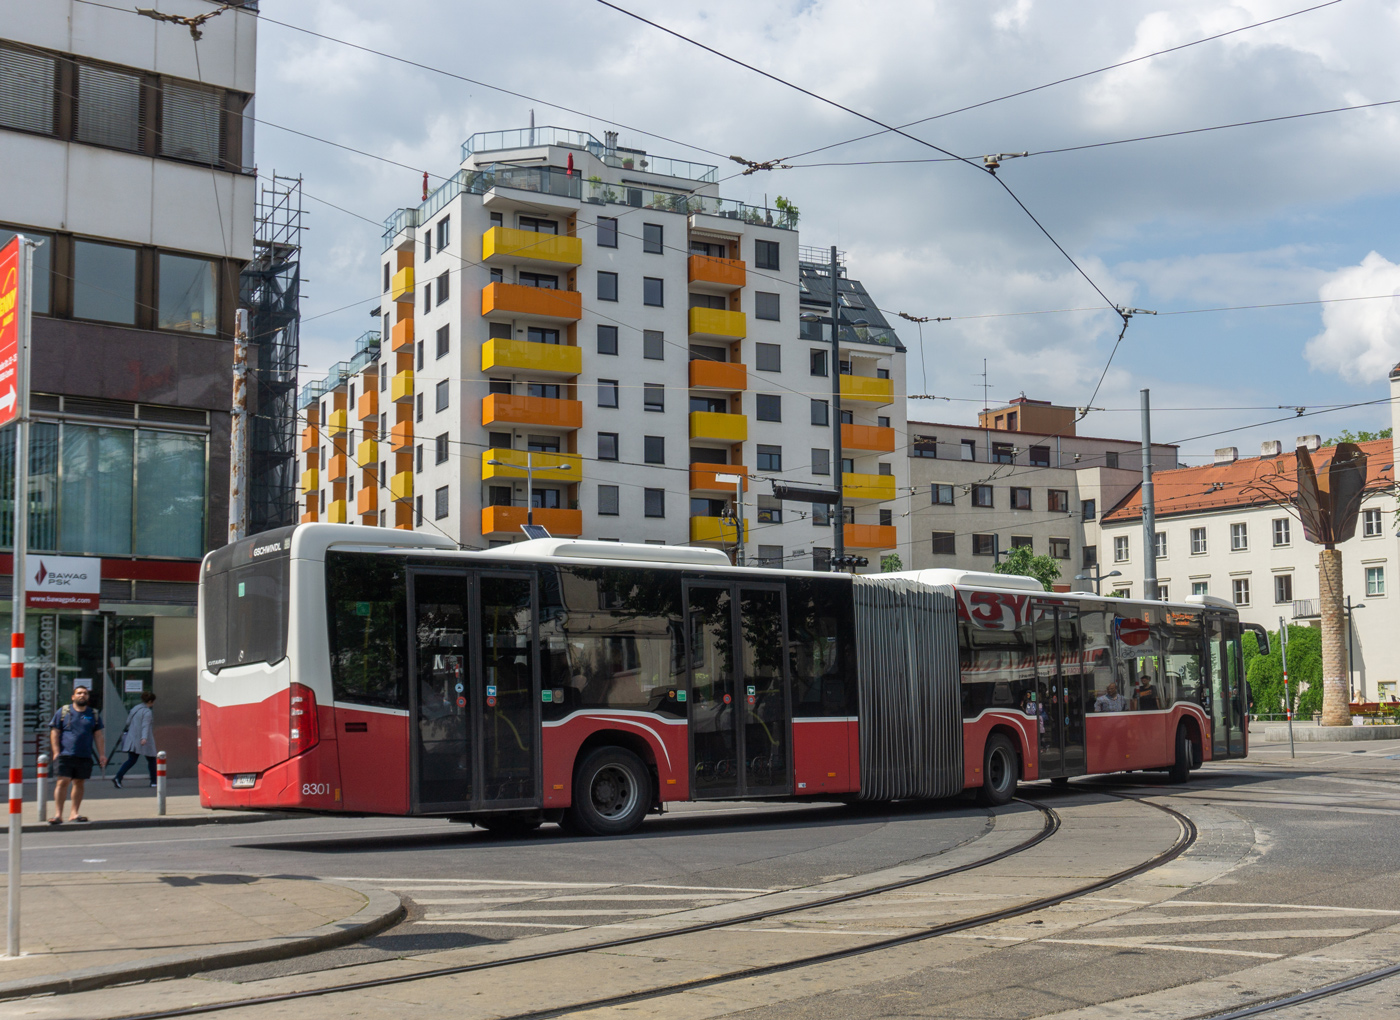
203, 527, 294, 673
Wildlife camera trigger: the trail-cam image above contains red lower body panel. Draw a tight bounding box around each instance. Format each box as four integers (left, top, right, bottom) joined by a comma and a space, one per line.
336, 708, 409, 815
541, 713, 690, 808
792, 718, 858, 795
200, 741, 342, 810
963, 711, 1040, 788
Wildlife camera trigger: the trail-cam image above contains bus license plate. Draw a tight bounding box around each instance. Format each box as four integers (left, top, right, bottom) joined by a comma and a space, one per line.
232, 774, 257, 789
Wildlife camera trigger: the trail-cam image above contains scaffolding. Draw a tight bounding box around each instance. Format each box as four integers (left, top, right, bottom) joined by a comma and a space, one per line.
239, 173, 303, 534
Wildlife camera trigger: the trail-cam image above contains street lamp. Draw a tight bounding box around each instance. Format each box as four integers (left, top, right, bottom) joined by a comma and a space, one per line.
1345, 596, 1366, 701
1074, 566, 1121, 595
799, 247, 848, 565
486, 452, 570, 527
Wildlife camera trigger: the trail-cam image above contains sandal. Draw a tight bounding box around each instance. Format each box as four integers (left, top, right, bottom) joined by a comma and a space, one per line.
47, 817, 62, 825
71, 816, 89, 823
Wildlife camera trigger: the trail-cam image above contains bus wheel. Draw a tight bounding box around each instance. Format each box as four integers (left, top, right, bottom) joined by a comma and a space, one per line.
565, 747, 652, 836
976, 735, 1018, 807
1168, 725, 1192, 784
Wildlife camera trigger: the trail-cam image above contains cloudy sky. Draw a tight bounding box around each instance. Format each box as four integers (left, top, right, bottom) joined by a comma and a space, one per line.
247, 0, 1400, 464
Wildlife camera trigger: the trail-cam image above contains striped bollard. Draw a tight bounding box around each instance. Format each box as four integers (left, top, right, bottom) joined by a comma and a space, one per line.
36, 756, 47, 823
7, 765, 19, 825
156, 752, 167, 816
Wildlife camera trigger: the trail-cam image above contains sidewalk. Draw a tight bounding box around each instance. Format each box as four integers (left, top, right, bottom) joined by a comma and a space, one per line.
13, 777, 288, 832
0, 872, 402, 999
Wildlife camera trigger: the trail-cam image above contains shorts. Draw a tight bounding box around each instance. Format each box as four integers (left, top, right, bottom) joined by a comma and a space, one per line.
54, 756, 94, 781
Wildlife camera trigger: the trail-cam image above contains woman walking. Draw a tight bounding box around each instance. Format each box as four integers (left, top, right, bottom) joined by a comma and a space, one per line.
113, 691, 158, 788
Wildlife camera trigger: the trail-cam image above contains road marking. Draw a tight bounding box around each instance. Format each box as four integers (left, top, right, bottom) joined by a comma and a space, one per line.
335, 877, 616, 888
1154, 901, 1400, 915
413, 920, 580, 929
1089, 911, 1392, 928
1060, 928, 1367, 945
413, 894, 755, 904
1039, 938, 1282, 959
423, 909, 661, 919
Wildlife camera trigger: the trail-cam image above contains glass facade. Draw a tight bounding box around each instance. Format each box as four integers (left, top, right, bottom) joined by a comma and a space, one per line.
157, 253, 218, 334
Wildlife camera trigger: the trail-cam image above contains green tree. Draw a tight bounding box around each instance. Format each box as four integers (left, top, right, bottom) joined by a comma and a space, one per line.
994, 545, 1061, 591
880, 553, 903, 573
1323, 428, 1392, 445
1245, 624, 1323, 719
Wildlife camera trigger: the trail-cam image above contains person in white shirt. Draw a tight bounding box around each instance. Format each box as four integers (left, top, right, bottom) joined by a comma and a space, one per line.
1094, 682, 1126, 713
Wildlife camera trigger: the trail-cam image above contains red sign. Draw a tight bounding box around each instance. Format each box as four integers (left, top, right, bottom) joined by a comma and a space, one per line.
27, 555, 101, 610
0, 236, 18, 429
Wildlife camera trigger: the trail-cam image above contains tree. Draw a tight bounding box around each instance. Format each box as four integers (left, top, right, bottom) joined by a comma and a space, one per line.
880, 553, 903, 573
1323, 428, 1391, 445
1245, 624, 1323, 719
994, 546, 1061, 591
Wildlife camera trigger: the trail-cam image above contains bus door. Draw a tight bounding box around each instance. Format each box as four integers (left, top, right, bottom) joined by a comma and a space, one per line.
684, 581, 792, 799
1205, 614, 1246, 758
408, 569, 540, 813
1033, 603, 1087, 779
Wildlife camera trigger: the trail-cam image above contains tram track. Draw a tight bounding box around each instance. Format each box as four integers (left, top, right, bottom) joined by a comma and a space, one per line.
1189, 960, 1400, 1018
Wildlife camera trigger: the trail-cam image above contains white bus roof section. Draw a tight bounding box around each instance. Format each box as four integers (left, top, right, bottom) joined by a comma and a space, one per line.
879, 568, 1045, 593
291, 523, 458, 561
1182, 593, 1236, 611
485, 539, 732, 568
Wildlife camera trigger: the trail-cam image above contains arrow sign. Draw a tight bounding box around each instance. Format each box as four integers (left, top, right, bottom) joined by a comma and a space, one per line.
0, 388, 15, 417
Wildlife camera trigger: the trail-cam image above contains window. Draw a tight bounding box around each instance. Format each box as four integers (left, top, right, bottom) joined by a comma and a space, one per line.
597, 271, 618, 301
1157, 585, 1169, 601
156, 253, 217, 334
757, 445, 782, 471
597, 324, 618, 355
757, 498, 782, 524
488, 379, 511, 396
436, 324, 450, 359
1114, 535, 1130, 562
0, 46, 57, 135
755, 292, 780, 320
519, 216, 557, 235
415, 445, 422, 472
992, 442, 1014, 464
422, 282, 431, 315
415, 392, 423, 422
490, 212, 503, 226
436, 271, 449, 305
76, 63, 142, 151
435, 379, 449, 412
1049, 537, 1070, 560
597, 217, 618, 247
643, 223, 663, 254
532, 488, 561, 510
931, 532, 955, 555
912, 435, 937, 458
1192, 581, 1209, 596
434, 486, 449, 520
598, 380, 619, 408
1010, 487, 1031, 510
931, 484, 954, 506
417, 339, 425, 371
1082, 499, 1096, 521
643, 277, 664, 306
1191, 527, 1207, 554
644, 384, 664, 412
1275, 574, 1293, 604
972, 534, 996, 556
73, 240, 136, 325
520, 272, 558, 290
383, 263, 390, 292
1105, 451, 1120, 469
1083, 546, 1098, 568
755, 343, 781, 372
879, 416, 890, 428
961, 439, 976, 461
1231, 522, 1248, 551
644, 436, 665, 464
597, 433, 619, 460
644, 488, 665, 518
489, 321, 512, 339
161, 78, 223, 163
878, 462, 892, 476
810, 350, 828, 377
435, 432, 448, 464
756, 394, 781, 422
811, 448, 830, 475
972, 485, 993, 508
527, 383, 560, 400
1363, 508, 1383, 537
1366, 565, 1386, 596
812, 503, 831, 526
811, 547, 831, 571
643, 330, 664, 360
1272, 517, 1290, 547
755, 239, 779, 270
1155, 531, 1167, 558
436, 216, 450, 251
1047, 489, 1068, 513
423, 229, 434, 261
598, 485, 620, 516
1029, 445, 1050, 467
810, 399, 829, 427
1233, 578, 1251, 606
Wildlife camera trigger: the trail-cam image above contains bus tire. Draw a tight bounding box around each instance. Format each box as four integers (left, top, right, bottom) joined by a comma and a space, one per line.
976, 735, 1018, 807
565, 746, 652, 836
1168, 725, 1191, 784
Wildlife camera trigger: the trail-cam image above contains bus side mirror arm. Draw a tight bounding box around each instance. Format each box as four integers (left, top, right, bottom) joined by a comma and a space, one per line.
1242, 622, 1270, 657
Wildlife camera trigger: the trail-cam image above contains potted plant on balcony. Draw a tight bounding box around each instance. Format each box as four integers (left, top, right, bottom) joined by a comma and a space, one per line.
775, 195, 799, 228
622, 157, 635, 169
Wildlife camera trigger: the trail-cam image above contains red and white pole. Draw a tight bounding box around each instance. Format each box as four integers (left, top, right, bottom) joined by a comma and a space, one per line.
156, 752, 167, 816
35, 755, 46, 824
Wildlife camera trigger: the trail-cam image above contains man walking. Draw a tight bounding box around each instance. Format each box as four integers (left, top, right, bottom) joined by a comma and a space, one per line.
49, 680, 106, 825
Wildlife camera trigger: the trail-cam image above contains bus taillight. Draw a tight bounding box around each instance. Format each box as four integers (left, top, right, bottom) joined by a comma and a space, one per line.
289, 683, 320, 756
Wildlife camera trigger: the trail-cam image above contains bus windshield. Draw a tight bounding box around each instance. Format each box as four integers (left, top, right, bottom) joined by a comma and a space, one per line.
202, 526, 295, 673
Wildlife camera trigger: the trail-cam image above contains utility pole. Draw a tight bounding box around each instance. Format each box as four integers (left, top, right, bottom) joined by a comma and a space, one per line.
228, 308, 249, 543
829, 245, 845, 566
1141, 388, 1157, 601
1279, 617, 1294, 758
1344, 596, 1365, 702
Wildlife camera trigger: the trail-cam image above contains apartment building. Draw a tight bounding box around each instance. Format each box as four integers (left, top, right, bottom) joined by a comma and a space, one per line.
0, 1, 257, 773
298, 125, 907, 571
906, 398, 1178, 584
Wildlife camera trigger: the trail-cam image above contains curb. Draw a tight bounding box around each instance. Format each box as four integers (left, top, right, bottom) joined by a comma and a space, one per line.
1262, 724, 1400, 742
19, 810, 293, 834
0, 881, 404, 1000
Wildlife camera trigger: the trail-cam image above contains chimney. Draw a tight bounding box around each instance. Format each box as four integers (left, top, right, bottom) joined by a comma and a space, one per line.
1214, 447, 1238, 465
1260, 440, 1283, 457
1296, 435, 1321, 452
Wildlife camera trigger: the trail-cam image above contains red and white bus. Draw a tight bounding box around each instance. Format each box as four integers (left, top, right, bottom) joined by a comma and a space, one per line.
197, 525, 1260, 835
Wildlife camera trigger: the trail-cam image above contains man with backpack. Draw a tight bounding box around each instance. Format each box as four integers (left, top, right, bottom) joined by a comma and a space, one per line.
48, 680, 106, 825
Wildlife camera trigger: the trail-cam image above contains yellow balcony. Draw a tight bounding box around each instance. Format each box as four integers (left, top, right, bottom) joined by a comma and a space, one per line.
357, 388, 378, 421
482, 393, 583, 430
481, 282, 582, 322
391, 267, 415, 302
327, 453, 348, 483
690, 516, 748, 543
390, 317, 414, 351
842, 472, 896, 501
356, 486, 378, 516
326, 408, 348, 437
481, 505, 583, 537
300, 467, 318, 494
688, 307, 746, 340
844, 523, 897, 550
842, 423, 896, 453
390, 419, 414, 452
391, 369, 414, 404
481, 338, 581, 377
840, 375, 894, 405
687, 255, 745, 290
688, 359, 747, 392
481, 448, 582, 482
356, 439, 378, 468
327, 499, 348, 524
300, 426, 318, 453
689, 411, 747, 443
482, 227, 583, 267
690, 463, 748, 493
390, 471, 413, 501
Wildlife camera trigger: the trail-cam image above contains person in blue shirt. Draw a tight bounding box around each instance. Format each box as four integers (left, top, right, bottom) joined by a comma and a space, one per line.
48, 680, 106, 825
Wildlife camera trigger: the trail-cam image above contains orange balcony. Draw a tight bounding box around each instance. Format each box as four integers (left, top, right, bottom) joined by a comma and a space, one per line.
327, 453, 348, 483
844, 523, 897, 550
481, 282, 582, 322
689, 359, 747, 392
482, 393, 582, 430
299, 509, 318, 524
357, 388, 378, 421
390, 317, 414, 352
690, 463, 748, 493
842, 423, 896, 453
481, 505, 583, 538
300, 426, 318, 453
356, 485, 378, 516
389, 419, 414, 452
688, 254, 745, 290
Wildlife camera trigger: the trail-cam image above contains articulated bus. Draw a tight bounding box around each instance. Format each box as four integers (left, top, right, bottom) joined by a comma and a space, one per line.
197, 525, 1261, 835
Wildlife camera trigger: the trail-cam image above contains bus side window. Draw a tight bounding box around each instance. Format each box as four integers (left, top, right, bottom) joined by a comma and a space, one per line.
325, 552, 408, 709
786, 576, 852, 717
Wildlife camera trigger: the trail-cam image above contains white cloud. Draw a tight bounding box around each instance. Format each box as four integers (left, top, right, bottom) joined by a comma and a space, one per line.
1305, 252, 1400, 384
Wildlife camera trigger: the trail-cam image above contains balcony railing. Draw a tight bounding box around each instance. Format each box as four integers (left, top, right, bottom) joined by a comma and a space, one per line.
799, 319, 902, 349
688, 359, 747, 391
844, 523, 896, 550
482, 227, 583, 267
690, 411, 748, 443
1293, 599, 1320, 619
482, 393, 583, 430
689, 463, 748, 493
688, 254, 746, 290
481, 448, 582, 482
481, 505, 582, 537
481, 338, 581, 376
482, 282, 583, 321
461, 126, 719, 182
688, 307, 746, 340
690, 516, 747, 543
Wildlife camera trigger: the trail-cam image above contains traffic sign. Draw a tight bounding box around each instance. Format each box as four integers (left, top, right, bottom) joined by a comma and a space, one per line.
0, 237, 19, 429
